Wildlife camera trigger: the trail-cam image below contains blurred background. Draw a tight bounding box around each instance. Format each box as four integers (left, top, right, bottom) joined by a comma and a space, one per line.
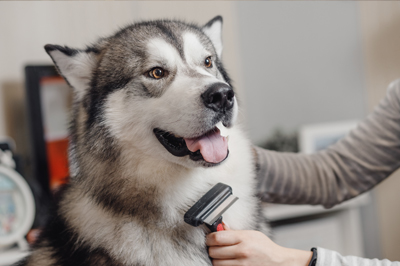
0, 1, 399, 262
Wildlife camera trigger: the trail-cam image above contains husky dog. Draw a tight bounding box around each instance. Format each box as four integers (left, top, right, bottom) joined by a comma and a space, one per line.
18, 16, 263, 266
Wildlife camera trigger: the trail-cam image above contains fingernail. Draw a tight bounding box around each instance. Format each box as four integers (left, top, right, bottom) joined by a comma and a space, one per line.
222, 221, 230, 230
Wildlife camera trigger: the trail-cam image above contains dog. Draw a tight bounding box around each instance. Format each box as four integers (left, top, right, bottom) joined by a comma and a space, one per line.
17, 16, 264, 266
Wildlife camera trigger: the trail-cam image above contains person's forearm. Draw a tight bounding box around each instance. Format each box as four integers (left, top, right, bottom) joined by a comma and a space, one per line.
255, 79, 400, 208
206, 229, 314, 266
282, 248, 312, 266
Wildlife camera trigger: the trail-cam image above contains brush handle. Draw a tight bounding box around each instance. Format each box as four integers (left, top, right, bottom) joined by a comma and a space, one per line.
206, 216, 224, 232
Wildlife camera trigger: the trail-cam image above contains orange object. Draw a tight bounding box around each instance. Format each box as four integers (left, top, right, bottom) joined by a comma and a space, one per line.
45, 138, 69, 190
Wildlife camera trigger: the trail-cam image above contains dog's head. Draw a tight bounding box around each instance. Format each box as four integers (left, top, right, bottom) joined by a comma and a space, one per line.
46, 16, 237, 170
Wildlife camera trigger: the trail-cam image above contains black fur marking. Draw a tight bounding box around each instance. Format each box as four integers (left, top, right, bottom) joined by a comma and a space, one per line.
21, 186, 124, 266
44, 44, 79, 56
45, 44, 99, 56
91, 181, 162, 220
44, 45, 75, 87
139, 83, 153, 98
46, 216, 122, 266
203, 16, 223, 29
154, 22, 185, 60
85, 46, 100, 54
215, 59, 232, 87
85, 124, 120, 161
85, 76, 132, 129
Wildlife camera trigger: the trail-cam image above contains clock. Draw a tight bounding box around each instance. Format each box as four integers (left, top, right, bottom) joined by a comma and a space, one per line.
0, 149, 35, 251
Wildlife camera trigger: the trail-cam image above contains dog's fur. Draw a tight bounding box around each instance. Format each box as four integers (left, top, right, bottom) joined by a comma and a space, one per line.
17, 16, 264, 266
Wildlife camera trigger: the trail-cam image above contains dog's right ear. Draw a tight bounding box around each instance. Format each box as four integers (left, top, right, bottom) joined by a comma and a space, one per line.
45, 44, 98, 99
202, 16, 223, 58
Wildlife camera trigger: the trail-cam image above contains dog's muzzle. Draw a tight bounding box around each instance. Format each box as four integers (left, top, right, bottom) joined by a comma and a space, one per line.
153, 83, 234, 166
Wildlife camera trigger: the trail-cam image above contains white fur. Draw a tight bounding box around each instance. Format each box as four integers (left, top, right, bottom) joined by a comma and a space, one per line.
202, 20, 223, 58
146, 38, 182, 70
183, 33, 211, 72
49, 50, 96, 100
61, 126, 257, 265
182, 32, 221, 79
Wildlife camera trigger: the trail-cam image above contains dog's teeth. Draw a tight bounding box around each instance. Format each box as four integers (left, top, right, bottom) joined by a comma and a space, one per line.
216, 122, 229, 137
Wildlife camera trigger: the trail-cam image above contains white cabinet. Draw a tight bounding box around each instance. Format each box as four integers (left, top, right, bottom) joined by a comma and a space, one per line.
264, 193, 371, 256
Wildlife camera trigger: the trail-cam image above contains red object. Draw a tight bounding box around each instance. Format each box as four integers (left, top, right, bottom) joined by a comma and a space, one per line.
216, 223, 224, 231
45, 138, 69, 190
27, 229, 42, 244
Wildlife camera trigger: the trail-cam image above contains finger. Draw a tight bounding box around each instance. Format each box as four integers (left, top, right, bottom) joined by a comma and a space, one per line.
222, 221, 230, 230
208, 245, 239, 259
206, 231, 241, 246
212, 259, 242, 266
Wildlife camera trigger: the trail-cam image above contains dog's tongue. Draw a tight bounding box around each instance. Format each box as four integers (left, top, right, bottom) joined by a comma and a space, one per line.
184, 129, 228, 164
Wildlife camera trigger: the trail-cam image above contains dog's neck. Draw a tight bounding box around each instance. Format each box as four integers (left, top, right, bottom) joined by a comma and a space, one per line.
69, 146, 213, 219
59, 183, 211, 266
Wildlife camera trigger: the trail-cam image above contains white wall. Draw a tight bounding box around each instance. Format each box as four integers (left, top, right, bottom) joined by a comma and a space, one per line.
236, 1, 367, 144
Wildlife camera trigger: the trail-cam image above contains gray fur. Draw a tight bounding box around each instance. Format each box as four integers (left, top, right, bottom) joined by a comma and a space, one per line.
22, 17, 265, 266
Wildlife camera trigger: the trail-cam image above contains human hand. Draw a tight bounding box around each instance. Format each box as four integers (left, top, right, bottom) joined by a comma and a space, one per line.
206, 225, 312, 266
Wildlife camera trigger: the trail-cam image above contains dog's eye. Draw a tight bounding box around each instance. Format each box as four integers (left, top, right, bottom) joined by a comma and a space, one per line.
204, 57, 212, 68
149, 67, 165, 79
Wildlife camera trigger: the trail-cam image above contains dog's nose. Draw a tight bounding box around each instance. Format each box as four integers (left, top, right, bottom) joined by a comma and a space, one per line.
202, 83, 235, 113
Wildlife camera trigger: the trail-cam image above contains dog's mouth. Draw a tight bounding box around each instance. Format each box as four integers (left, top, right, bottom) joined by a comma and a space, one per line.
153, 123, 229, 165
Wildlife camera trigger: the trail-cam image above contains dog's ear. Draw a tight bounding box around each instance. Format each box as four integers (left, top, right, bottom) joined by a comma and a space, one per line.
202, 16, 223, 58
44, 44, 98, 99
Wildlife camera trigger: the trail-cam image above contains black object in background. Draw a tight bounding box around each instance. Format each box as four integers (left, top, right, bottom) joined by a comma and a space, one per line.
25, 65, 59, 227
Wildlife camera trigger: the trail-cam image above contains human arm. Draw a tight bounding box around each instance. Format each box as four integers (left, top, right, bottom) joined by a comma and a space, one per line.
255, 79, 400, 208
206, 229, 312, 266
206, 229, 400, 266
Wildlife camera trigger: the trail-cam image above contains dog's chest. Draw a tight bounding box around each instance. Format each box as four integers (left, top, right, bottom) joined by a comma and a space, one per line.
94, 195, 256, 266
104, 221, 211, 266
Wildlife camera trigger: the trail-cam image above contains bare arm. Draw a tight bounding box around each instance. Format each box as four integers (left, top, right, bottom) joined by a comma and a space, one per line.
255, 79, 400, 208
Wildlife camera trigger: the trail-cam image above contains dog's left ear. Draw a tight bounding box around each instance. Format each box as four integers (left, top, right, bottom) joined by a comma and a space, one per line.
202, 16, 223, 58
44, 44, 98, 100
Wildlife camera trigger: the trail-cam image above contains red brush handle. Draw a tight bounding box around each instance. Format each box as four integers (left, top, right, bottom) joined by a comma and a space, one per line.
207, 216, 224, 232
216, 223, 224, 231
